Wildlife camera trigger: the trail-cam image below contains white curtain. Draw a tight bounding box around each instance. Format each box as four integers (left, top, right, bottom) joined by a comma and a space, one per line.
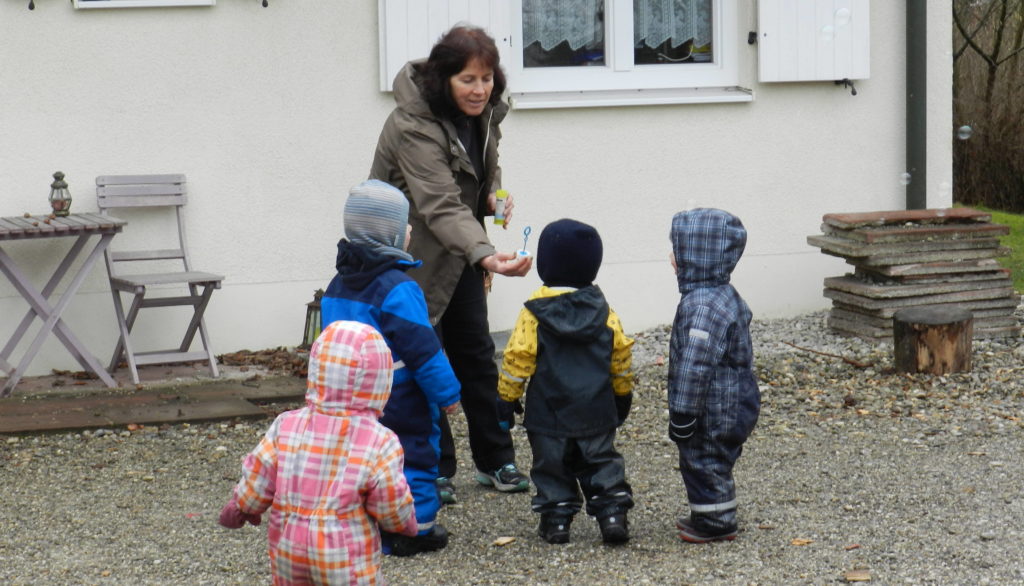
522, 0, 603, 50
521, 0, 712, 51
634, 0, 712, 49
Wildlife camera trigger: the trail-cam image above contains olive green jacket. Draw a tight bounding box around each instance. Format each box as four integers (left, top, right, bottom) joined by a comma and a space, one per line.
369, 60, 509, 323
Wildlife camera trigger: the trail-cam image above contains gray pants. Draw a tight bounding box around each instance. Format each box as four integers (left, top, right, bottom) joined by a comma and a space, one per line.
527, 430, 633, 518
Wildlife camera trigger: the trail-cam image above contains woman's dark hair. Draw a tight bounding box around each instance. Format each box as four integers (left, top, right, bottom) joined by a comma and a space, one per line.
418, 25, 507, 119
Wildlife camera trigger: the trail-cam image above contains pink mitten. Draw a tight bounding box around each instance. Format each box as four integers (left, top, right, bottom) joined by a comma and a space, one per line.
219, 501, 262, 529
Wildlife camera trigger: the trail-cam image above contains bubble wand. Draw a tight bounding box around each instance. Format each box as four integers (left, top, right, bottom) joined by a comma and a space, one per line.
517, 226, 532, 258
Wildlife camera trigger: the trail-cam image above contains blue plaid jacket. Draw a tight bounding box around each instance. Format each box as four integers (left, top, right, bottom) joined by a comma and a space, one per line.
667, 209, 758, 415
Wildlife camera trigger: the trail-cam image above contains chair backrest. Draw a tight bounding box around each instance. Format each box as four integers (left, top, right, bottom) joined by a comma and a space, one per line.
96, 174, 194, 274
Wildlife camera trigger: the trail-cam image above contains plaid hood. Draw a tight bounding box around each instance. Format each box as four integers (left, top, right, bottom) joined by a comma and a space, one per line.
305, 320, 393, 417
671, 208, 747, 295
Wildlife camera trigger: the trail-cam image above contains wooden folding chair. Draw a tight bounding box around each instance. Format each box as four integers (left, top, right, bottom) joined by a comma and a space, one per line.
95, 174, 224, 385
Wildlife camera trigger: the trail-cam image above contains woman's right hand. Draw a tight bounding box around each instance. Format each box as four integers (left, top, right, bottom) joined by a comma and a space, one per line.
480, 252, 533, 276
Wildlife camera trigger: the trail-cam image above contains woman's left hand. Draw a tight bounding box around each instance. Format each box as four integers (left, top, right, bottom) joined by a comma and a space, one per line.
487, 191, 514, 230
480, 251, 532, 276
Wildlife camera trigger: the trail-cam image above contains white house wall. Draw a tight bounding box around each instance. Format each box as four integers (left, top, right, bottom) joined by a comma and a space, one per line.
0, 1, 952, 376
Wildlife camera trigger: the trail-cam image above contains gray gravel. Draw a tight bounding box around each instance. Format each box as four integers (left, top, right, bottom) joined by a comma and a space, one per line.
2, 308, 1023, 585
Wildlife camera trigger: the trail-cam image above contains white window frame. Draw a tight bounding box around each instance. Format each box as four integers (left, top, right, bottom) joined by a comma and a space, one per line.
504, 0, 751, 109
73, 0, 214, 8
377, 0, 751, 109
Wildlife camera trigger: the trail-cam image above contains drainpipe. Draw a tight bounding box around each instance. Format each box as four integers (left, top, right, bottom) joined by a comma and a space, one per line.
906, 0, 927, 209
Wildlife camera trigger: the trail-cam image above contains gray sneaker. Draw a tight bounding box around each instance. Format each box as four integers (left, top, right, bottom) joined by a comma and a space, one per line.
436, 476, 457, 505
475, 463, 529, 492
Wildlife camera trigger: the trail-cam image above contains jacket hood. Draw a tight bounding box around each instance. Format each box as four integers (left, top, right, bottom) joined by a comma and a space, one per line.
305, 320, 394, 417
335, 239, 420, 291
671, 208, 747, 294
524, 285, 609, 342
392, 60, 509, 125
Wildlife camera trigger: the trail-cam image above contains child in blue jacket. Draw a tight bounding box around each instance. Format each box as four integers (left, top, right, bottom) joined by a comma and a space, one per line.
668, 208, 760, 543
321, 180, 461, 556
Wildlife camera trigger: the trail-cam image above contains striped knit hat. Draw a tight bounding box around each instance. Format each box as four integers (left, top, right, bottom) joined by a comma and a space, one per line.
343, 180, 412, 261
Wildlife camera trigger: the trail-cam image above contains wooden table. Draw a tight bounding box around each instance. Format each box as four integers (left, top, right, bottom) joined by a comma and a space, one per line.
0, 212, 126, 397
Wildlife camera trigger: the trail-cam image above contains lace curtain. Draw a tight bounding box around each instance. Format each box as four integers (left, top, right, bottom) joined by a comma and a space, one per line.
521, 0, 712, 51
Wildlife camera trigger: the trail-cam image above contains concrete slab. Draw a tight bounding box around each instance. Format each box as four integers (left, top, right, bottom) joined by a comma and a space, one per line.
822, 208, 991, 229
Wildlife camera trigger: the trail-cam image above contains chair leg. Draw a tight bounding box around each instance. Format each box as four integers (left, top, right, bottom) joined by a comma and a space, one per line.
180, 283, 219, 378
197, 317, 219, 378
108, 289, 143, 385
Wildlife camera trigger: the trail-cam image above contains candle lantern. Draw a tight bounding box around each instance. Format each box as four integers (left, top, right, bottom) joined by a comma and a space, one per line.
300, 289, 324, 349
48, 171, 72, 217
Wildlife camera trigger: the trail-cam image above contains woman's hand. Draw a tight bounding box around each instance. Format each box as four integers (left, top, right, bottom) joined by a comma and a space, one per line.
479, 251, 532, 276
487, 191, 515, 230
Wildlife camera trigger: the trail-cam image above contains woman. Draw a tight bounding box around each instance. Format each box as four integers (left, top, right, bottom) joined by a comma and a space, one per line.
369, 25, 533, 501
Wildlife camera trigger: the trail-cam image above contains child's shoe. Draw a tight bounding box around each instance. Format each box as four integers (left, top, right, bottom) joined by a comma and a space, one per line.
597, 512, 630, 544
436, 476, 457, 505
537, 514, 572, 544
388, 524, 450, 556
475, 463, 529, 493
675, 516, 737, 543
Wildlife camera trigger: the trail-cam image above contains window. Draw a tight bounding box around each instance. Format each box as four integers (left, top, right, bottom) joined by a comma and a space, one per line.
508, 0, 749, 108
377, 0, 750, 109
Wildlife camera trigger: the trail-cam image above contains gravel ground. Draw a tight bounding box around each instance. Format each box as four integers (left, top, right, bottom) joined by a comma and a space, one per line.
2, 308, 1023, 585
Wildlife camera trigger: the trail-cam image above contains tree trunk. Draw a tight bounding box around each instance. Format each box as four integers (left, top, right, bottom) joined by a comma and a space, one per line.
893, 307, 974, 374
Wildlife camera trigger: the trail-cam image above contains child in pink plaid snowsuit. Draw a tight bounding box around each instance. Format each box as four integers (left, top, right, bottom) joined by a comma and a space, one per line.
219, 320, 418, 585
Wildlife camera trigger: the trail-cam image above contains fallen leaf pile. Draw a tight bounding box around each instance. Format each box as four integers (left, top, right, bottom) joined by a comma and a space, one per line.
217, 347, 309, 378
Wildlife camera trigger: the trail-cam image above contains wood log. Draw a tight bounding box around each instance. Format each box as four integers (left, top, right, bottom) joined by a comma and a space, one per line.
892, 306, 973, 374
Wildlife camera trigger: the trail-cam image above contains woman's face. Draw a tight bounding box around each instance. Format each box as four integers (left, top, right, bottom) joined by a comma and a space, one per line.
449, 57, 494, 117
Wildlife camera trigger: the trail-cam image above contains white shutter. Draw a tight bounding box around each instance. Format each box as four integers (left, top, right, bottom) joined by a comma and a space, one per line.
758, 0, 870, 83
378, 0, 508, 91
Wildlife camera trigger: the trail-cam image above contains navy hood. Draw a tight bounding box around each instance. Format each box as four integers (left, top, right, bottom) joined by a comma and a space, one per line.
335, 239, 420, 291
670, 208, 747, 295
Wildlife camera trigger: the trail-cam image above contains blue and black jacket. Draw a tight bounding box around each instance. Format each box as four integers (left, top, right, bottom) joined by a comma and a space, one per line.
321, 239, 460, 471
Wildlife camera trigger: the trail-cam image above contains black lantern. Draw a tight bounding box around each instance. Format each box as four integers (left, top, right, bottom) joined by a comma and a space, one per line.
301, 289, 324, 349
48, 171, 72, 217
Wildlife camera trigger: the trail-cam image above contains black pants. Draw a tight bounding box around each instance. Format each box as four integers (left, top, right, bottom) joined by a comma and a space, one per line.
527, 430, 633, 518
436, 264, 516, 477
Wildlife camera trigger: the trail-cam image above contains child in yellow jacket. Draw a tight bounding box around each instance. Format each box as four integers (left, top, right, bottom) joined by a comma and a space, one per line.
498, 218, 635, 544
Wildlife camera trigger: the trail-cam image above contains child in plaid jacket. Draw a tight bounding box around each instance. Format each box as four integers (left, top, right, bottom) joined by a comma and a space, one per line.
668, 208, 760, 544
219, 320, 417, 585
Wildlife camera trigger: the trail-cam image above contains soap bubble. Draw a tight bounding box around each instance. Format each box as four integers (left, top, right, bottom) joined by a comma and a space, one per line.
821, 25, 835, 41
899, 172, 912, 186
835, 8, 851, 27
957, 125, 973, 140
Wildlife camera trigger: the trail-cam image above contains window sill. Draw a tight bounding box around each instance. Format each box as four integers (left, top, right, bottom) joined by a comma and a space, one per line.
73, 0, 215, 8
508, 86, 754, 110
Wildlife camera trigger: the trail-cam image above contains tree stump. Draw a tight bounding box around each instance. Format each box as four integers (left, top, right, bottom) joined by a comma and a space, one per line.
892, 306, 973, 374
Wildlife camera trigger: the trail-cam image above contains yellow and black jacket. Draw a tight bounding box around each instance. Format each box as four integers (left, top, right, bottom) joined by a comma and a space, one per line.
498, 285, 634, 437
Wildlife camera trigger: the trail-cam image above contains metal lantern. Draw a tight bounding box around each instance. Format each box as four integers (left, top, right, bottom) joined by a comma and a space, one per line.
300, 289, 324, 349
48, 171, 72, 217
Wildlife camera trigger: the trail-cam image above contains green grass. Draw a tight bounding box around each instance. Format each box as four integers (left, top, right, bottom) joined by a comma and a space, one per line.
967, 204, 1024, 293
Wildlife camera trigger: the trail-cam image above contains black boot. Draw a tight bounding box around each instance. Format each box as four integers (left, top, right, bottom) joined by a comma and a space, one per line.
598, 512, 630, 544
388, 524, 450, 557
537, 514, 572, 544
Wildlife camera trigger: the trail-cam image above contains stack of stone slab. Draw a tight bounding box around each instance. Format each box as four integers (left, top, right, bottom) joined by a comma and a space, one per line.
807, 208, 1021, 339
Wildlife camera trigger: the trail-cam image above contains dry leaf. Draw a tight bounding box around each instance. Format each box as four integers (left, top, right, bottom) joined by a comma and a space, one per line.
492, 536, 516, 546
790, 538, 814, 546
844, 543, 861, 551
843, 569, 871, 582
127, 423, 141, 431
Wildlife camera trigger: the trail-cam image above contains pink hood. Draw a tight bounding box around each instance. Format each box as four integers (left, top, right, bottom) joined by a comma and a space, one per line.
305, 320, 393, 417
